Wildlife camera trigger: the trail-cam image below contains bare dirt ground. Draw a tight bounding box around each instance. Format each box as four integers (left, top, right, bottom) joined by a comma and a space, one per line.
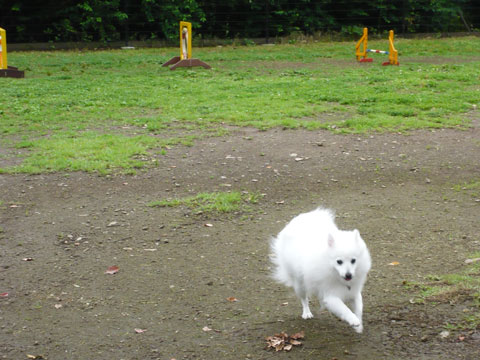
1, 119, 479, 360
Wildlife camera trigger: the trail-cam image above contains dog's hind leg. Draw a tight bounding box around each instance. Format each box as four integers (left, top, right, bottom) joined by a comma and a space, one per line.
294, 282, 313, 319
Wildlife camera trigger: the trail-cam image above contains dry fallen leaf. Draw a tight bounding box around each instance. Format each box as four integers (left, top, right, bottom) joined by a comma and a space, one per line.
226, 296, 238, 302
388, 261, 400, 266
22, 257, 34, 261
290, 331, 305, 340
134, 328, 147, 334
465, 258, 480, 264
265, 331, 304, 352
204, 223, 213, 227
202, 326, 212, 332
105, 265, 119, 275
0, 292, 9, 298
54, 304, 63, 309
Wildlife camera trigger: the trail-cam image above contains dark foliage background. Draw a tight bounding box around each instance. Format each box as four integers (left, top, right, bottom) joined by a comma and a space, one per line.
0, 0, 478, 43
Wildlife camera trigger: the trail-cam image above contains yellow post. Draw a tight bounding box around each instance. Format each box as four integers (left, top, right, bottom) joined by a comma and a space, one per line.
355, 28, 368, 61
0, 27, 7, 70
387, 30, 399, 65
179, 21, 192, 60
162, 20, 210, 70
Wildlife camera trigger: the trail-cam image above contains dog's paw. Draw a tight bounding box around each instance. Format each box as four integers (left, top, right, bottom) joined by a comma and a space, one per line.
348, 316, 362, 331
352, 323, 363, 333
301, 310, 314, 319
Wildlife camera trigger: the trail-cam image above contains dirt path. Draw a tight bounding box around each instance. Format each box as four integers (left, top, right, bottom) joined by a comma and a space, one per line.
1, 122, 479, 359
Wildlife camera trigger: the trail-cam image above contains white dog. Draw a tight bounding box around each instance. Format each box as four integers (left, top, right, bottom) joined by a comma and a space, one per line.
271, 207, 371, 333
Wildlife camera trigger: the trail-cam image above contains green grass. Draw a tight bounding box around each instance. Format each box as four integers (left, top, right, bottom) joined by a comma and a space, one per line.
453, 179, 480, 198
148, 191, 261, 214
1, 37, 479, 174
9, 132, 160, 175
404, 253, 480, 330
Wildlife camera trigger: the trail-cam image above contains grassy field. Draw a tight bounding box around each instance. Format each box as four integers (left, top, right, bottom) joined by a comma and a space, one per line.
1, 36, 479, 174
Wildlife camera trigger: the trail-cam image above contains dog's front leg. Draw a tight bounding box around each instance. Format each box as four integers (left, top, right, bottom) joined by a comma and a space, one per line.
323, 296, 362, 333
351, 292, 363, 333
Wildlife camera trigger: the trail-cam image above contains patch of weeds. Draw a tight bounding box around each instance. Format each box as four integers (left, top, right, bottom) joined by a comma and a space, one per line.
453, 179, 480, 199
404, 253, 480, 330
8, 132, 159, 175
148, 191, 261, 214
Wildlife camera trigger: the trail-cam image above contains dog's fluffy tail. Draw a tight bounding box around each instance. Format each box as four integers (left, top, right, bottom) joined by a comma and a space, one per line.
269, 236, 294, 287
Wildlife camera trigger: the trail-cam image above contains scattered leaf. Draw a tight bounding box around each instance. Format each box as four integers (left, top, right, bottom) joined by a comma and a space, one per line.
202, 326, 212, 332
465, 258, 480, 264
54, 304, 63, 309
388, 261, 400, 266
22, 257, 34, 262
290, 331, 305, 340
265, 331, 304, 352
204, 223, 213, 227
0, 292, 9, 298
439, 330, 450, 338
134, 328, 147, 334
226, 296, 238, 302
105, 265, 119, 275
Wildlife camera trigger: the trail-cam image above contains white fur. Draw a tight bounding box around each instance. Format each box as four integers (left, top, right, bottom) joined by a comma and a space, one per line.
271, 207, 371, 333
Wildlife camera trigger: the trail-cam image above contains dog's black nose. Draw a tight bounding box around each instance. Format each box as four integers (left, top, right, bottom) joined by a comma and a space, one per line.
345, 273, 352, 281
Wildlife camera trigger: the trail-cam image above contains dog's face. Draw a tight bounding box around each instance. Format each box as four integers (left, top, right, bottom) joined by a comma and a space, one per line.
328, 230, 364, 282
333, 256, 357, 282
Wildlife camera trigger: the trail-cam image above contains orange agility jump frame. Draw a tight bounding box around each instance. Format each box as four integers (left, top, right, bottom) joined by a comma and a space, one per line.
355, 28, 399, 66
0, 27, 25, 78
162, 21, 211, 70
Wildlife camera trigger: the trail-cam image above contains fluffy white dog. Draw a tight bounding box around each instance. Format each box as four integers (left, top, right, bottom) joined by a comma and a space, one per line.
271, 207, 371, 333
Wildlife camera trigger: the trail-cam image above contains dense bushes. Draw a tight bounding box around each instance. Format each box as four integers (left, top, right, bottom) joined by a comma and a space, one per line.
1, 0, 478, 43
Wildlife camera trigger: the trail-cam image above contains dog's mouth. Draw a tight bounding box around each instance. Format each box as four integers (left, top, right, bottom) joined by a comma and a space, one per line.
344, 273, 353, 281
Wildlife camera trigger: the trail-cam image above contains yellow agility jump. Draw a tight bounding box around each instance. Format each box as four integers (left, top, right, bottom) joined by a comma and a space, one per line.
355, 28, 399, 66
162, 21, 211, 70
0, 27, 25, 78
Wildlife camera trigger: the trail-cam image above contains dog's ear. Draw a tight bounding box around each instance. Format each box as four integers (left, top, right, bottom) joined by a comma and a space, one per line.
353, 229, 361, 243
328, 233, 335, 248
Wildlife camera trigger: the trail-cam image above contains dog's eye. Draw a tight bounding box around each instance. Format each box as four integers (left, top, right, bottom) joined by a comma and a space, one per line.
337, 260, 343, 265
351, 258, 356, 264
